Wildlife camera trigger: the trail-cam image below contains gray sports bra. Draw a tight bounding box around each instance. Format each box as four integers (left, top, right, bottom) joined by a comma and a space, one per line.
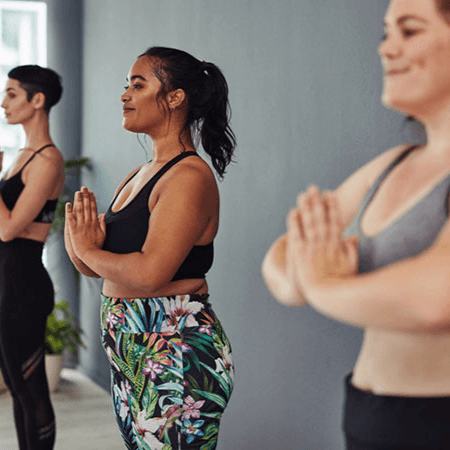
345, 145, 450, 274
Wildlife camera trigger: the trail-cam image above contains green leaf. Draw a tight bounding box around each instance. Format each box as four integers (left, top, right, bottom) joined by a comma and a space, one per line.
200, 362, 231, 398
202, 422, 219, 440
192, 389, 227, 409
200, 435, 219, 450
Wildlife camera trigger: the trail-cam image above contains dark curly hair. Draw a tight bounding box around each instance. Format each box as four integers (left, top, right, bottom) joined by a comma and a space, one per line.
139, 47, 236, 179
8, 65, 62, 114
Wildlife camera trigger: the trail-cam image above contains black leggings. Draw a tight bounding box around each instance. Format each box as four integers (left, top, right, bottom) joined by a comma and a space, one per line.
343, 373, 450, 449
0, 239, 55, 450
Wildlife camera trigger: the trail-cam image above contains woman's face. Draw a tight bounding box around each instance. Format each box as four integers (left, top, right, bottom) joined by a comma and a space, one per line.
1, 78, 35, 125
121, 56, 167, 135
379, 0, 450, 118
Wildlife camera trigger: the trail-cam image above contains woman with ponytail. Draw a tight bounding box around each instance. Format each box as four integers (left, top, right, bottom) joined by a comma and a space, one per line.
65, 47, 235, 449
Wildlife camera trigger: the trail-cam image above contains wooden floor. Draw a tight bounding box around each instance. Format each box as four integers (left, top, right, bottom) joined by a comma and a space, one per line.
0, 369, 124, 450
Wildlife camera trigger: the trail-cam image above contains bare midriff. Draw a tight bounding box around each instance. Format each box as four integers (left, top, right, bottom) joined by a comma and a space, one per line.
16, 222, 53, 243
352, 328, 450, 396
102, 277, 209, 299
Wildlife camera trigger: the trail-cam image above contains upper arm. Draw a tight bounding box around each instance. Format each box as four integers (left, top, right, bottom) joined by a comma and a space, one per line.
2, 152, 63, 240
333, 144, 410, 228
139, 166, 216, 285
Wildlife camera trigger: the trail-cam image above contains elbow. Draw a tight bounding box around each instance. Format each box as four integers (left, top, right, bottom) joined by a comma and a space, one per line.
420, 297, 450, 332
0, 228, 17, 242
261, 260, 305, 307
416, 282, 450, 332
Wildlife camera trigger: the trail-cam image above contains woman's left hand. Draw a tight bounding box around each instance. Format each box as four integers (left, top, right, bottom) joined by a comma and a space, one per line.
66, 186, 106, 261
287, 185, 359, 295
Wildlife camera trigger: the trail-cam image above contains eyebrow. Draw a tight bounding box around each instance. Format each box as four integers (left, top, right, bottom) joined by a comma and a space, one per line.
384, 14, 429, 27
5, 87, 15, 92
126, 75, 147, 82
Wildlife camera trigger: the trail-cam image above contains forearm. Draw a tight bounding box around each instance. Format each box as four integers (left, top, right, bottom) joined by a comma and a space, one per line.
69, 253, 101, 278
307, 249, 450, 332
0, 198, 20, 241
79, 248, 164, 291
262, 235, 306, 306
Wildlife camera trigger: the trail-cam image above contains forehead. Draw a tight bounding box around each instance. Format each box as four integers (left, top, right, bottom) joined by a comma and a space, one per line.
4, 77, 23, 91
127, 56, 158, 82
385, 0, 441, 23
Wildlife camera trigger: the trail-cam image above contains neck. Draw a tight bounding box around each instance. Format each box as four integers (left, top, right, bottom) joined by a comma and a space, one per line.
22, 111, 53, 150
149, 127, 195, 163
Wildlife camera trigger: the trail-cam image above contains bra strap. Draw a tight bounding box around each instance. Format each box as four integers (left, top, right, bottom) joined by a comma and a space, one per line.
20, 144, 56, 171
354, 144, 418, 224
152, 151, 199, 181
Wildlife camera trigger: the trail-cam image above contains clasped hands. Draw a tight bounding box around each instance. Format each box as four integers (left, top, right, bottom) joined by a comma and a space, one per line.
65, 186, 106, 262
286, 186, 359, 299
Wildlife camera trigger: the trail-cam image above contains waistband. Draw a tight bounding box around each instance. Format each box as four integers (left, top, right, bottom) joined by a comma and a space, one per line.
344, 372, 450, 448
100, 293, 213, 334
345, 372, 450, 401
0, 237, 45, 249
101, 293, 210, 305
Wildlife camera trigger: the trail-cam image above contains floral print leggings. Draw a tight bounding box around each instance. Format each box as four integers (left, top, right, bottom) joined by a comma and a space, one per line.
101, 294, 234, 450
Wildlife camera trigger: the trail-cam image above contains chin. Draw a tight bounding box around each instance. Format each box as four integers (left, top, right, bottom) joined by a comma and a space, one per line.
381, 91, 421, 117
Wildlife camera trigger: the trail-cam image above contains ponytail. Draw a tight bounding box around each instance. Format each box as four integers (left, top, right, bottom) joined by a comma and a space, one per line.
139, 47, 236, 179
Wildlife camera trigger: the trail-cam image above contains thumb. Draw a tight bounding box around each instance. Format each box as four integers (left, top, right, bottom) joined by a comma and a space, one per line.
98, 213, 106, 234
344, 235, 359, 268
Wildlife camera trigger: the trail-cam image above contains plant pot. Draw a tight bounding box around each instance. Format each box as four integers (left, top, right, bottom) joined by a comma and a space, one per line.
45, 354, 64, 392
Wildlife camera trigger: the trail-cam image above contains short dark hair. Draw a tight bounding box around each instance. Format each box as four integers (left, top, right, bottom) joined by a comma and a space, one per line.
8, 65, 62, 114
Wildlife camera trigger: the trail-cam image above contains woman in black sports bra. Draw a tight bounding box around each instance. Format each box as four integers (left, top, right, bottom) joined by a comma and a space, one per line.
263, 1, 450, 449
65, 47, 235, 450
0, 65, 64, 450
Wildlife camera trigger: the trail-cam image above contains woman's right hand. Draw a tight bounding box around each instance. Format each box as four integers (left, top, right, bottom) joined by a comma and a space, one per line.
64, 188, 102, 278
287, 186, 359, 295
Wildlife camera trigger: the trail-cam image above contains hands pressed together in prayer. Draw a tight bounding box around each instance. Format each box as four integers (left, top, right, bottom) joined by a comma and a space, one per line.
65, 186, 106, 262
286, 186, 359, 300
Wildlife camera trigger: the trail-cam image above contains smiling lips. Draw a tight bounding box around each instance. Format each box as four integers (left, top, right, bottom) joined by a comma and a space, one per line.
385, 68, 409, 76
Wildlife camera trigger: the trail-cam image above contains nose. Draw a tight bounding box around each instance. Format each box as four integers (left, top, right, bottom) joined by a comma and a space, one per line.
121, 90, 130, 103
378, 33, 402, 60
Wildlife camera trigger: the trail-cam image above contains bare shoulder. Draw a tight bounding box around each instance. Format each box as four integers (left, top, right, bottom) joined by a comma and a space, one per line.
28, 145, 64, 175
334, 143, 412, 227
157, 154, 218, 195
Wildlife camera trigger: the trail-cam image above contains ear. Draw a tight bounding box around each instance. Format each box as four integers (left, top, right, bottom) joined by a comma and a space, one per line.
31, 92, 46, 111
167, 88, 186, 111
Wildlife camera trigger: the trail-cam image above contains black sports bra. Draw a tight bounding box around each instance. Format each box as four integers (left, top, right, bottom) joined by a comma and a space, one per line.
0, 144, 58, 224
102, 151, 214, 281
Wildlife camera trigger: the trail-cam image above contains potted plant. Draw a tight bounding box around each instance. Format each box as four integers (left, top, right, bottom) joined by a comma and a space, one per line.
45, 300, 86, 392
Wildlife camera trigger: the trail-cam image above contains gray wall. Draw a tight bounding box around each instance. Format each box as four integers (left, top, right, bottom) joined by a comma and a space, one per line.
41, 0, 82, 317
76, 1, 404, 449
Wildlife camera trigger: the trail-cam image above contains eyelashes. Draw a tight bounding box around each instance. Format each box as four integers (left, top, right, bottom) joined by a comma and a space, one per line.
123, 84, 143, 92
381, 28, 421, 42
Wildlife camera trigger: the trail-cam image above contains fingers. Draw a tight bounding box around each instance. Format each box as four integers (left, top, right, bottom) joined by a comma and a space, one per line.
88, 190, 99, 223
72, 186, 98, 225
65, 201, 75, 227
287, 208, 304, 248
72, 190, 85, 225
296, 185, 329, 242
